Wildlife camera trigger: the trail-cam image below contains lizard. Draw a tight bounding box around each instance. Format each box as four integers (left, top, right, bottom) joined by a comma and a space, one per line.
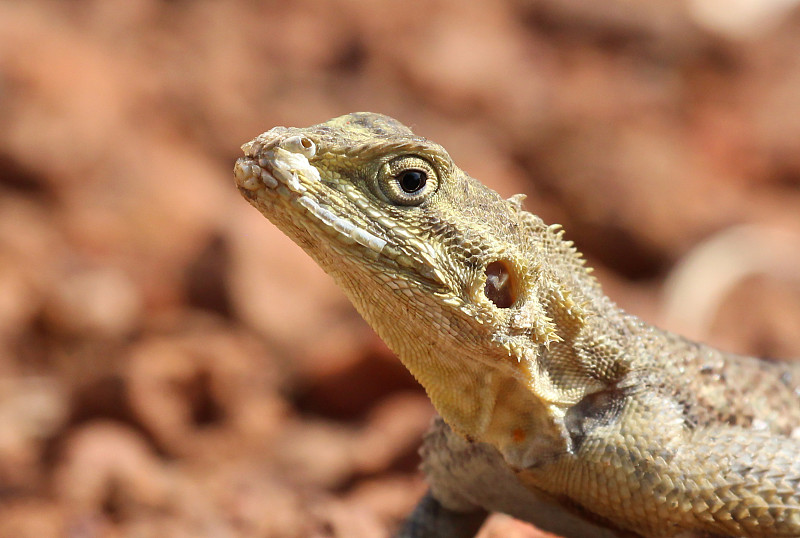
233, 112, 800, 537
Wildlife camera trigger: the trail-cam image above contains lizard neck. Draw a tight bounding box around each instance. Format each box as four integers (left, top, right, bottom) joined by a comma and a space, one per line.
324, 214, 633, 467
351, 250, 629, 469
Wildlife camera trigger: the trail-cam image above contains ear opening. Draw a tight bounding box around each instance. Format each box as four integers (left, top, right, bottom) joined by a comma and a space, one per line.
484, 259, 519, 309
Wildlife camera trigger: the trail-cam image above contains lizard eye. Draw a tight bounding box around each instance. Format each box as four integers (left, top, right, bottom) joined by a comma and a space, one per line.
377, 156, 438, 206
397, 169, 427, 194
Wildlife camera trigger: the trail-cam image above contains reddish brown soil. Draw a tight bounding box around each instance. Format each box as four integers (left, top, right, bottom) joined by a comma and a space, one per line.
0, 2, 799, 537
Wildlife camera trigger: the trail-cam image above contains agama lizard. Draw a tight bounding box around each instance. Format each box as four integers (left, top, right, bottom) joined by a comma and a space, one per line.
234, 112, 800, 537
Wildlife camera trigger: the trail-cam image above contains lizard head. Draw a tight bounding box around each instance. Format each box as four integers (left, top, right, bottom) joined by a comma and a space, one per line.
235, 112, 455, 291
235, 113, 599, 447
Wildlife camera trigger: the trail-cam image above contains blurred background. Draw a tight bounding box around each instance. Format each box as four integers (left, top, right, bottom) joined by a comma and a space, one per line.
0, 1, 799, 536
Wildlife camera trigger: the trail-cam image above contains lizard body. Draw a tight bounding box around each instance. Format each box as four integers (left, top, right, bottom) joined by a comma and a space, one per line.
234, 113, 800, 537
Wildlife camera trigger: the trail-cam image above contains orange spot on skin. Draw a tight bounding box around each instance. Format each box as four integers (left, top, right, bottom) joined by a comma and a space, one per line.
512, 428, 526, 443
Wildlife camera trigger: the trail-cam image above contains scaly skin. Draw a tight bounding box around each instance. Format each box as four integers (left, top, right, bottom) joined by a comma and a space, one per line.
234, 113, 800, 537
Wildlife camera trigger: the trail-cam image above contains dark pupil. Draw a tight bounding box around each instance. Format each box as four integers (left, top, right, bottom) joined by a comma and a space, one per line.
397, 169, 426, 193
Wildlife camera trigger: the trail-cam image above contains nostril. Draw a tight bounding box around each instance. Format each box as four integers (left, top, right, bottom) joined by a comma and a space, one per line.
281, 135, 316, 158
484, 260, 517, 308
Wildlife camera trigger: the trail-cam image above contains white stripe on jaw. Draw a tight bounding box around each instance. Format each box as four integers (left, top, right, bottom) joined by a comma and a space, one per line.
297, 195, 387, 255
351, 226, 387, 252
